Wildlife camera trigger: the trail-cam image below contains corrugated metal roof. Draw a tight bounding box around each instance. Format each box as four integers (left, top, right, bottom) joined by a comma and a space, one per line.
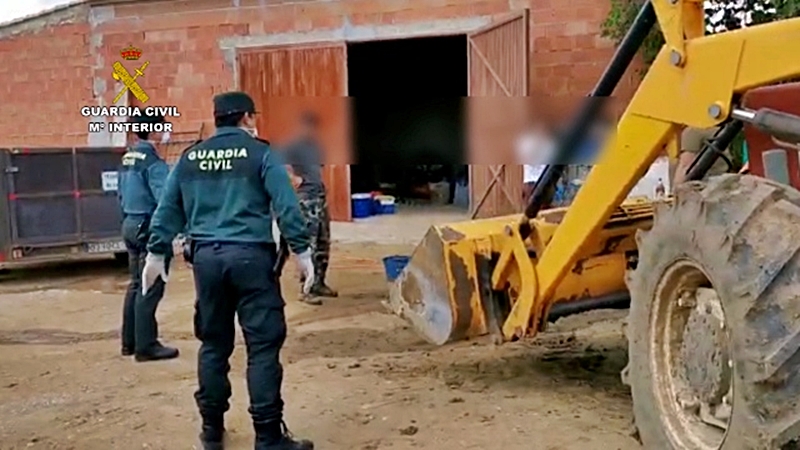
0, 0, 169, 30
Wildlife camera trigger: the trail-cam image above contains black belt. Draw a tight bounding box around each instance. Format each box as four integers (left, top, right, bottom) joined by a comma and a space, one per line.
123, 213, 151, 219
193, 241, 276, 251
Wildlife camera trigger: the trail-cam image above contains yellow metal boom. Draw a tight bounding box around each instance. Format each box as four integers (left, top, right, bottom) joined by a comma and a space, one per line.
495, 0, 800, 340
388, 2, 800, 447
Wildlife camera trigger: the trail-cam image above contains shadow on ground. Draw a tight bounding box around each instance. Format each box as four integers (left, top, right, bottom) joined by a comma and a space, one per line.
369, 328, 631, 399
0, 258, 127, 293
0, 329, 120, 345
284, 326, 434, 362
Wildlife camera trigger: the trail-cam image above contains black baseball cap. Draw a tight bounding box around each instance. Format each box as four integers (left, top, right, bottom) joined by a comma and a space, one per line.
213, 91, 257, 117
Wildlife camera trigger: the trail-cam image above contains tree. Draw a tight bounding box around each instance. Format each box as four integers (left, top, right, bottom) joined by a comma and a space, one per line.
600, 0, 800, 166
601, 0, 800, 66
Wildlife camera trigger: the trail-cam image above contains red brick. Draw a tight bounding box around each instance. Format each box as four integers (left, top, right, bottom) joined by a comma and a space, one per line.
389, 8, 437, 23
145, 29, 187, 43
343, 0, 412, 15
552, 36, 574, 51
470, 0, 514, 16
544, 22, 567, 37
552, 65, 572, 77
1, 0, 635, 147
565, 20, 589, 36
574, 34, 596, 49
530, 0, 552, 11
533, 36, 549, 51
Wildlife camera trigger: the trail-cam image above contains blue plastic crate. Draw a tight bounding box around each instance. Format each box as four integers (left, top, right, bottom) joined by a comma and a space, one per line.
382, 255, 410, 282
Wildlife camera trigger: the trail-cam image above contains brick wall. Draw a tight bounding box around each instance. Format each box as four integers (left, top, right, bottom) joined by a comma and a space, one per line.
528, 0, 644, 119
0, 7, 94, 147
0, 0, 640, 149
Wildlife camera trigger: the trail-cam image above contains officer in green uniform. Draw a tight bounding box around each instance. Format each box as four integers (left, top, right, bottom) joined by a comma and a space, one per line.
142, 92, 315, 450
118, 113, 179, 362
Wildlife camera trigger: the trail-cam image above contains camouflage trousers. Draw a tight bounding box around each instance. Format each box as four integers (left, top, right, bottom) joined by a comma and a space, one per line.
298, 194, 332, 286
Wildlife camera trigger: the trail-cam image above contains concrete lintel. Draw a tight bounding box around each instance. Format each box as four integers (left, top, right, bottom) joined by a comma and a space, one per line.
219, 15, 494, 51
222, 48, 239, 87
89, 5, 115, 27
87, 116, 111, 146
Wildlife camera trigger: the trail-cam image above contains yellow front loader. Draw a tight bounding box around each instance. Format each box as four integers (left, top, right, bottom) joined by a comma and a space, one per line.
385, 0, 800, 448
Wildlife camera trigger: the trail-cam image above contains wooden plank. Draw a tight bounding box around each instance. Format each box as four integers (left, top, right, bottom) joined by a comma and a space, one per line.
467, 11, 529, 218
238, 44, 352, 221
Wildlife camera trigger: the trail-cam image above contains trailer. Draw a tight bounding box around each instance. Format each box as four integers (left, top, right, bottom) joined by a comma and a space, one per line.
0, 147, 127, 269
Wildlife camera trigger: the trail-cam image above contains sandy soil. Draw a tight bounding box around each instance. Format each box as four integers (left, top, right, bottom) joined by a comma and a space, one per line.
0, 242, 641, 449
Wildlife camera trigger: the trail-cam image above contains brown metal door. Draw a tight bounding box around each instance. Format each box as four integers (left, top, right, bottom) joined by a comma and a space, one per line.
467, 12, 530, 219
239, 44, 352, 221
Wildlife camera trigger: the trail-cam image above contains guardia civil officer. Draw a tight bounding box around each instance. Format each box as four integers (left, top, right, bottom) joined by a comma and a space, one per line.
118, 113, 179, 362
141, 91, 316, 450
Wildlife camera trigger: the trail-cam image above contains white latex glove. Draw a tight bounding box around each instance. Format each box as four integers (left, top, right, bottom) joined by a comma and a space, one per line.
295, 249, 315, 294
142, 253, 168, 295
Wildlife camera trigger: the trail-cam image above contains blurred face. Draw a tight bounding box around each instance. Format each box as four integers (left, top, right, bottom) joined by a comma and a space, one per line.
129, 132, 158, 144
153, 130, 170, 144
242, 112, 257, 129
240, 113, 258, 137
299, 121, 313, 137
531, 122, 550, 137
299, 113, 319, 137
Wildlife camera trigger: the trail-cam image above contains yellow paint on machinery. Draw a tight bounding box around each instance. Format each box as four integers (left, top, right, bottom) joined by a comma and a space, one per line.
388, 0, 800, 345
387, 200, 655, 345
386, 2, 800, 447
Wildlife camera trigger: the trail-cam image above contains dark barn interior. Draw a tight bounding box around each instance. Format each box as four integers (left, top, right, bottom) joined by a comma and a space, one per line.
347, 35, 469, 206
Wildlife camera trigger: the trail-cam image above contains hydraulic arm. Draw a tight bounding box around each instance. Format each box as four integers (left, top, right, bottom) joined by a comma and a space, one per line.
386, 0, 800, 347
495, 0, 800, 340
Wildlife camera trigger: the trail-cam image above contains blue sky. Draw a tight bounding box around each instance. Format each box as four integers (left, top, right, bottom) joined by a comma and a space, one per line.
1, 0, 74, 25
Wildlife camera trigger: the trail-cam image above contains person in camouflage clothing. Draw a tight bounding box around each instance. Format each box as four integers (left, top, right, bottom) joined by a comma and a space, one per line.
283, 111, 338, 305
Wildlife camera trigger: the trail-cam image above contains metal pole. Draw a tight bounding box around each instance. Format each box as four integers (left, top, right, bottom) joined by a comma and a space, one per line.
521, 0, 657, 236
684, 121, 743, 181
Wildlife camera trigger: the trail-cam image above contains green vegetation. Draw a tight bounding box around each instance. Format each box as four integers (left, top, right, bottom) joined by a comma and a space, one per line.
601, 0, 800, 66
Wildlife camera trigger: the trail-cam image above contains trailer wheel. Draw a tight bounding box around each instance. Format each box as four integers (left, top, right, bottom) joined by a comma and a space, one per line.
625, 175, 800, 449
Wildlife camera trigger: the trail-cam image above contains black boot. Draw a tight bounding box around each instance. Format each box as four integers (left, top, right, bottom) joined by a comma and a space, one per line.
310, 283, 338, 298
254, 421, 313, 450
298, 292, 323, 306
134, 343, 179, 362
199, 416, 225, 450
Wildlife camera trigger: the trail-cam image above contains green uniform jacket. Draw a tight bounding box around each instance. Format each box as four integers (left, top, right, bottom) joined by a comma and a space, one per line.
146, 127, 310, 256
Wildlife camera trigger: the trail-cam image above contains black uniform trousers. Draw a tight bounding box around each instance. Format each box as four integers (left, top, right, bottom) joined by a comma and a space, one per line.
191, 241, 287, 425
121, 215, 170, 354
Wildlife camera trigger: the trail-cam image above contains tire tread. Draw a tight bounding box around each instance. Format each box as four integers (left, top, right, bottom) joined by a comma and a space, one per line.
626, 175, 800, 449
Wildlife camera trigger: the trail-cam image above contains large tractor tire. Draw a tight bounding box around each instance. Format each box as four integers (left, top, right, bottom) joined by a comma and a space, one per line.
625, 175, 800, 449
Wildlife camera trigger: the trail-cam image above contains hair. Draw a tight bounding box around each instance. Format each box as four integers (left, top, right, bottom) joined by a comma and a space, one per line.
132, 115, 164, 140
215, 112, 246, 128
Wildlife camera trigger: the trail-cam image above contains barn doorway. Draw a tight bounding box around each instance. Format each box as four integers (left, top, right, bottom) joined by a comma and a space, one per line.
346, 35, 470, 214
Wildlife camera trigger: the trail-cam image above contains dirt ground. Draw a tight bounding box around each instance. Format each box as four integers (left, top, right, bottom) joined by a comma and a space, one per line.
0, 242, 642, 450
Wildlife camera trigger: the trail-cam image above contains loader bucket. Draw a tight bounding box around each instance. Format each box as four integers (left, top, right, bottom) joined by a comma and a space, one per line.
384, 218, 512, 345
384, 204, 655, 346
386, 227, 453, 345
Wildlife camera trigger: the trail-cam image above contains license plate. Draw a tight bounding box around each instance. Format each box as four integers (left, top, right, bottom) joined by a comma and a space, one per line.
86, 240, 126, 253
